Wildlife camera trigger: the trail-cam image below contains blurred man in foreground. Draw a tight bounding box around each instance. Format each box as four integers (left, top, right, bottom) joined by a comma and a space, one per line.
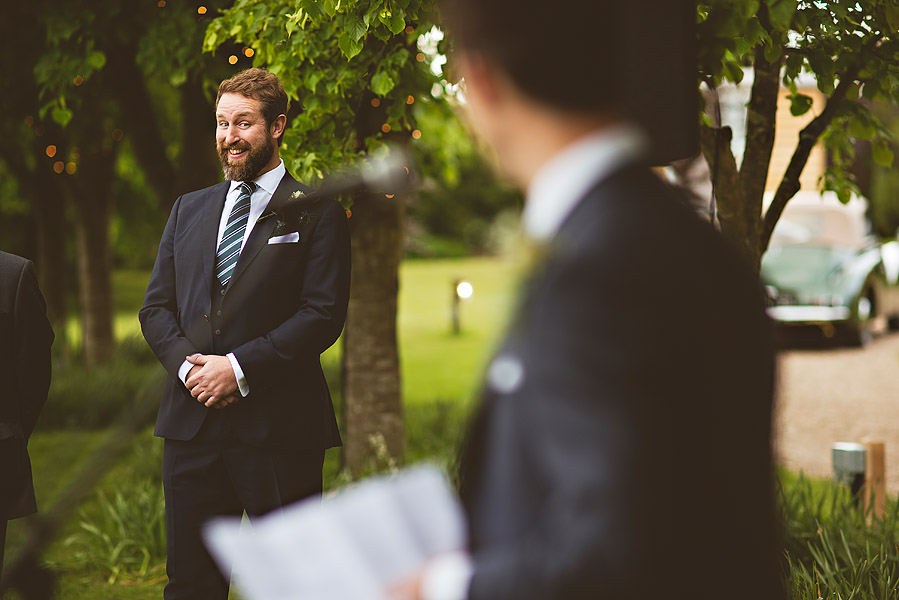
0, 251, 53, 579
392, 1, 786, 599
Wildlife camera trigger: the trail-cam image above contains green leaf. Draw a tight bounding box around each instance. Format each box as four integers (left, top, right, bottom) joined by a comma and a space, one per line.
86, 50, 106, 71
887, 6, 899, 32
722, 59, 744, 84
764, 38, 782, 64
307, 70, 324, 93
169, 69, 187, 87
862, 80, 881, 102
767, 0, 796, 30
379, 9, 405, 35
388, 12, 406, 35
323, 0, 339, 17
784, 52, 803, 80
371, 70, 396, 96
204, 30, 219, 52
788, 93, 813, 117
346, 16, 368, 42
299, 0, 326, 19
338, 33, 363, 60
873, 140, 894, 168
741, 0, 761, 19
816, 75, 835, 96
52, 106, 73, 127
848, 117, 876, 141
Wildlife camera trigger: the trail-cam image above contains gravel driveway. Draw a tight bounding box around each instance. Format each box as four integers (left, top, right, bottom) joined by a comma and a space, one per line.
775, 331, 899, 493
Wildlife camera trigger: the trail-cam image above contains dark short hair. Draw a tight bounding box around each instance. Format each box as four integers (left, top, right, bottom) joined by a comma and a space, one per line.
216, 68, 289, 131
440, 0, 625, 113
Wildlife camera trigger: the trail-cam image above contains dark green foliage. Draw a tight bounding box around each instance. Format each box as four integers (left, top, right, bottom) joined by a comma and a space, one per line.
865, 107, 899, 239
406, 100, 523, 257
64, 478, 166, 584
40, 336, 160, 430
404, 398, 472, 479
405, 233, 471, 259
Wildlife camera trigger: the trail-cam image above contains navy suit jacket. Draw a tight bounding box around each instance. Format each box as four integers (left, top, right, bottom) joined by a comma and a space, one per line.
139, 172, 350, 449
460, 165, 785, 600
0, 252, 53, 520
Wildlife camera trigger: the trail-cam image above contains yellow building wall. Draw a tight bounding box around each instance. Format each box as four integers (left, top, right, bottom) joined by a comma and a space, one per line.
765, 87, 827, 192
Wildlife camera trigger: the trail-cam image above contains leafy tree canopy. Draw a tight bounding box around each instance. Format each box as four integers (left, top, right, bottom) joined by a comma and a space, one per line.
697, 0, 899, 265
205, 0, 444, 183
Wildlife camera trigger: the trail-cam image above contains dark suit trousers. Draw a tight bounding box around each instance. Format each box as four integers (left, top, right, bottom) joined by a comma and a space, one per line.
162, 436, 324, 600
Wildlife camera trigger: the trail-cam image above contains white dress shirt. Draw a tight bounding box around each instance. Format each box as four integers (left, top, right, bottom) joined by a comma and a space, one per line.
522, 123, 647, 242
419, 123, 647, 600
178, 159, 287, 397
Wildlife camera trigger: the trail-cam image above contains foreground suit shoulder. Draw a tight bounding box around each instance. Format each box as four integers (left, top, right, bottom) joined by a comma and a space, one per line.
463, 167, 782, 600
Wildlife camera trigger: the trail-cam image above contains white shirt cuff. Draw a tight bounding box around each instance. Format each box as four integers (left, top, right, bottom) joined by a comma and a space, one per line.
421, 552, 473, 600
178, 357, 196, 385
227, 352, 249, 397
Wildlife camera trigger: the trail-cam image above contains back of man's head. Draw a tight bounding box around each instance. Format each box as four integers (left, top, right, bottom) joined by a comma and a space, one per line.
440, 0, 624, 114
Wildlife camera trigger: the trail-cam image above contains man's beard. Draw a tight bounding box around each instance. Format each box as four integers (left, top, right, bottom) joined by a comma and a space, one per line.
218, 134, 275, 182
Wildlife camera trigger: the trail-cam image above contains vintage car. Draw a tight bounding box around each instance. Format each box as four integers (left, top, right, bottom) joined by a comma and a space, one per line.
761, 191, 899, 346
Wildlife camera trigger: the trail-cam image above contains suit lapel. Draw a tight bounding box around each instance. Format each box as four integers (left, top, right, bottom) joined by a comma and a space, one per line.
228, 172, 299, 288
201, 182, 230, 294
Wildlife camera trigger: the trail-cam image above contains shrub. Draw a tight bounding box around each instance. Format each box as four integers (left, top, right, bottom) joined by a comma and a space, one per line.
39, 337, 161, 431
63, 478, 166, 584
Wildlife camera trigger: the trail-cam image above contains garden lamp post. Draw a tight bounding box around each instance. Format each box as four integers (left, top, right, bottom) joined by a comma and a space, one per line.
452, 279, 473, 335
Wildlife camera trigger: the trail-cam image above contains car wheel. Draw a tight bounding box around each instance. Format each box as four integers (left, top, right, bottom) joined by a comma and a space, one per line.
845, 292, 874, 347
888, 315, 899, 331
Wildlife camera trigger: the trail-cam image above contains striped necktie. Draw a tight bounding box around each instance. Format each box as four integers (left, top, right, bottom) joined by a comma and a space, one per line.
215, 181, 257, 286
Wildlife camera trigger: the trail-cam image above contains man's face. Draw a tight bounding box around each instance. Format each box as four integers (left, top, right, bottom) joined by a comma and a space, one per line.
215, 93, 278, 182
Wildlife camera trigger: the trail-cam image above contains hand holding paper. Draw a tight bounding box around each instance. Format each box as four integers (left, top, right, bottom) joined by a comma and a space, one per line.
203, 466, 467, 600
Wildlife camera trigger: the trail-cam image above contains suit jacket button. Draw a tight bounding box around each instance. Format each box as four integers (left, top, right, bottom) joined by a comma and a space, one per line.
215, 329, 221, 335
220, 289, 226, 296
216, 310, 222, 316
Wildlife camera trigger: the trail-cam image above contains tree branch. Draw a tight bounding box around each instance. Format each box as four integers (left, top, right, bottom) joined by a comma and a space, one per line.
740, 42, 783, 256
699, 122, 758, 265
760, 37, 883, 253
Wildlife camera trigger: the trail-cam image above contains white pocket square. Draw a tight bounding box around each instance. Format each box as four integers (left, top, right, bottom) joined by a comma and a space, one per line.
268, 232, 300, 244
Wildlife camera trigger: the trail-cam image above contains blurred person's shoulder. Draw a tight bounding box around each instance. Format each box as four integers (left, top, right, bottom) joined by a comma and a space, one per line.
0, 251, 30, 283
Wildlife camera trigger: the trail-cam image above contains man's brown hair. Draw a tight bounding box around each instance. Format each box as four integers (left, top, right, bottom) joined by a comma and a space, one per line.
440, 0, 624, 113
216, 68, 289, 138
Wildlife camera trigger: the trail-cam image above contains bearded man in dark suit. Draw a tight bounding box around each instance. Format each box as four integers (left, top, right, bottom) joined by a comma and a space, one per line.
140, 68, 350, 599
0, 251, 53, 579
389, 1, 786, 599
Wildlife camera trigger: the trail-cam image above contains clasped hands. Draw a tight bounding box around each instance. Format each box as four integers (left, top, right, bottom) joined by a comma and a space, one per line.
185, 354, 240, 409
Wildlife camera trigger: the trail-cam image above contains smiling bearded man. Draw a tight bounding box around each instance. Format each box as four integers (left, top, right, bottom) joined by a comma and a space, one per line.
140, 68, 351, 600
216, 97, 276, 183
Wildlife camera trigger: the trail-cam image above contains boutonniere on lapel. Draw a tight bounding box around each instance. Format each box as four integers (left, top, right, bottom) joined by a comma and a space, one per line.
257, 188, 322, 238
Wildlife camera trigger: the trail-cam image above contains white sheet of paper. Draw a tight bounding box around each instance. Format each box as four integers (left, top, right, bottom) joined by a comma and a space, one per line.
203, 465, 467, 600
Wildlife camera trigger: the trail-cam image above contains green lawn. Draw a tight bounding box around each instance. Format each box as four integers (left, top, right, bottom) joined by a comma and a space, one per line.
10, 256, 883, 600
70, 257, 520, 408
10, 256, 520, 599
396, 256, 519, 405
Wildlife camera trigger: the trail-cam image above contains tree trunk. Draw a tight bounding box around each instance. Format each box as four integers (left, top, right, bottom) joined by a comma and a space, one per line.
175, 76, 223, 199
69, 130, 118, 366
72, 191, 115, 366
342, 192, 405, 475
33, 181, 70, 355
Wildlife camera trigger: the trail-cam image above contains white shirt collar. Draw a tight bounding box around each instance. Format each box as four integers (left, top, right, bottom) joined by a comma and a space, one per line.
523, 123, 647, 242
228, 158, 286, 196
